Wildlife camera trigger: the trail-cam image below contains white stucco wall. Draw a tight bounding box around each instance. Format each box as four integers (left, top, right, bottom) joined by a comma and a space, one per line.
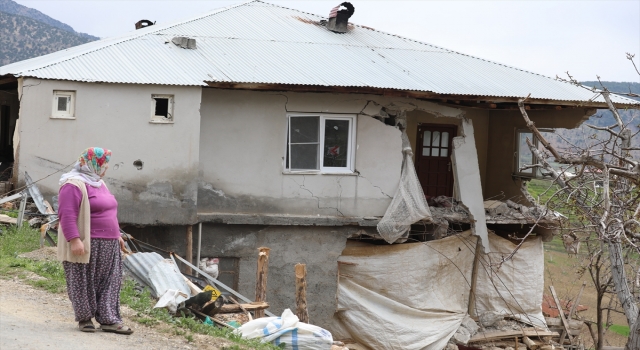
16, 78, 202, 224
198, 89, 404, 217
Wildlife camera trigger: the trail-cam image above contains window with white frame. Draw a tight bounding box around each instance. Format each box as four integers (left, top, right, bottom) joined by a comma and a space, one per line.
51, 91, 75, 119
150, 94, 174, 122
285, 114, 356, 173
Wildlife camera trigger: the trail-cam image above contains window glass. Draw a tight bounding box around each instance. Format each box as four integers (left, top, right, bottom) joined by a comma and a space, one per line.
431, 148, 439, 157
286, 115, 354, 172
290, 144, 319, 170
290, 117, 319, 143
57, 96, 68, 112
441, 132, 449, 147
323, 119, 349, 168
441, 148, 448, 157
423, 131, 431, 146
432, 131, 440, 147
518, 131, 533, 174
422, 147, 429, 156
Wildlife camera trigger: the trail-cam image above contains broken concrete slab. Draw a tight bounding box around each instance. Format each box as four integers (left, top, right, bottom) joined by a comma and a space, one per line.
452, 118, 489, 251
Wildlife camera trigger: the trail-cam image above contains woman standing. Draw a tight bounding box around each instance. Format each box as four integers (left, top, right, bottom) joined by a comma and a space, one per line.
57, 147, 133, 334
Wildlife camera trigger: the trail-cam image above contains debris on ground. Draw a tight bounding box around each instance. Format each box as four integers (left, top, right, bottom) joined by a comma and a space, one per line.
237, 308, 333, 350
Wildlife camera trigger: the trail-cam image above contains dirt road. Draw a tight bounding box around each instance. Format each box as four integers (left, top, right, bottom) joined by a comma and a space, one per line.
0, 276, 227, 350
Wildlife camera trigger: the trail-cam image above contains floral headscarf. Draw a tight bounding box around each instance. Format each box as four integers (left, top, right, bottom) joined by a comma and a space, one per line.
59, 147, 112, 188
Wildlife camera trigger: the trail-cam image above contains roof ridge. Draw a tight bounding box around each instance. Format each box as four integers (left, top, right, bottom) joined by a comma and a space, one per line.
252, 1, 560, 84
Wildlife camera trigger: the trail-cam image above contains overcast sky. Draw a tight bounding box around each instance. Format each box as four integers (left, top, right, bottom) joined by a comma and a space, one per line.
14, 0, 640, 82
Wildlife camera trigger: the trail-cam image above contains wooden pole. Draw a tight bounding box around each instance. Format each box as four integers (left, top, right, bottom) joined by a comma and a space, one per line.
568, 281, 587, 320
550, 285, 574, 344
468, 235, 482, 317
255, 247, 270, 318
295, 263, 309, 323
185, 225, 193, 275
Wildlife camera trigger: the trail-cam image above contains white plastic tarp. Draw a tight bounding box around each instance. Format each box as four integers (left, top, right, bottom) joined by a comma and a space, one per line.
475, 232, 547, 328
330, 231, 547, 349
331, 231, 476, 350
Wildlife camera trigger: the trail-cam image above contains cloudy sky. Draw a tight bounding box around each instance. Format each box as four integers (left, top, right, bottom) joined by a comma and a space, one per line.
15, 0, 640, 82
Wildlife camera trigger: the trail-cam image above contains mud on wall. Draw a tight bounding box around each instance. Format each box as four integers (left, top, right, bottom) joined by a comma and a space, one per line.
128, 224, 362, 329
16, 78, 202, 224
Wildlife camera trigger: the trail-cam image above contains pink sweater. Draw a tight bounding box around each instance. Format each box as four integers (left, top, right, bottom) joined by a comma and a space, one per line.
58, 183, 120, 241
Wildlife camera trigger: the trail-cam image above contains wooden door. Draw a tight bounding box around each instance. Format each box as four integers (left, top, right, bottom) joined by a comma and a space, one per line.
415, 124, 456, 198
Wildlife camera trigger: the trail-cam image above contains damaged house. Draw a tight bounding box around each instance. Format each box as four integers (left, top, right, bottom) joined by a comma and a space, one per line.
0, 1, 637, 348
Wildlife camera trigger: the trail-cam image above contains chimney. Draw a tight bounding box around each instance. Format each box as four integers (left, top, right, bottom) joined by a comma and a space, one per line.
135, 20, 155, 30
172, 37, 197, 50
327, 2, 355, 33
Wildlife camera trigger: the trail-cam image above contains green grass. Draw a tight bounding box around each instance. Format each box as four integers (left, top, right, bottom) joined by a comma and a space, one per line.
0, 225, 277, 349
609, 324, 630, 337
0, 225, 66, 293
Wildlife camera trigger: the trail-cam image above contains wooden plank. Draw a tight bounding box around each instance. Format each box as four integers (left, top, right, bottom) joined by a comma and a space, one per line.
549, 285, 574, 344
469, 329, 559, 343
567, 281, 586, 319
295, 263, 309, 323
218, 301, 269, 314
468, 235, 481, 317
185, 225, 193, 275
255, 247, 270, 318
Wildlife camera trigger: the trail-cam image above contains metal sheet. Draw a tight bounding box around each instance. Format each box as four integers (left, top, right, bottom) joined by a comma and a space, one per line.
0, 0, 636, 105
123, 252, 191, 298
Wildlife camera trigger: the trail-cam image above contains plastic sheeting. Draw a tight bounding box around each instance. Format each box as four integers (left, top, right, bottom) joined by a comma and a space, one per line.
475, 232, 547, 328
330, 231, 547, 349
331, 232, 476, 350
377, 132, 433, 243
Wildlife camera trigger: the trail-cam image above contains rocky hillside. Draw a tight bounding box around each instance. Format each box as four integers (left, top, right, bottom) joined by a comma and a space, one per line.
0, 11, 96, 66
0, 0, 96, 39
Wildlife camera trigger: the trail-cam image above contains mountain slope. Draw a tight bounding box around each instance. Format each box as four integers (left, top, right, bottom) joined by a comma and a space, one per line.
0, 11, 95, 66
0, 0, 97, 39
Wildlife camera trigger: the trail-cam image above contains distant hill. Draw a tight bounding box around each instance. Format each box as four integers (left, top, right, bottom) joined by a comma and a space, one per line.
547, 81, 640, 152
0, 0, 97, 40
0, 11, 95, 66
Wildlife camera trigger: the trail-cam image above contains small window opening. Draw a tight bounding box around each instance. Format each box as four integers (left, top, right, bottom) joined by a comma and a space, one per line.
51, 90, 75, 119
150, 94, 174, 122
154, 98, 169, 117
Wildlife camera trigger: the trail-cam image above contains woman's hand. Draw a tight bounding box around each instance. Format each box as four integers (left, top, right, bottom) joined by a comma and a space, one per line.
118, 237, 126, 252
70, 238, 85, 256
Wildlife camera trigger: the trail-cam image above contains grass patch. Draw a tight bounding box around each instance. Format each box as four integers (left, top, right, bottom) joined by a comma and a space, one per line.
0, 225, 278, 349
609, 324, 630, 337
0, 225, 66, 293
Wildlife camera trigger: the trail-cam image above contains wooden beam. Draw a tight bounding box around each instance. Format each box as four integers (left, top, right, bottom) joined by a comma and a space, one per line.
219, 301, 269, 314
467, 235, 481, 317
295, 263, 309, 323
549, 285, 574, 344
255, 247, 271, 318
185, 225, 193, 275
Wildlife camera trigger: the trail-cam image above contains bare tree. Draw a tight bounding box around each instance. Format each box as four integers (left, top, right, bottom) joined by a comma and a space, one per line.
518, 54, 640, 349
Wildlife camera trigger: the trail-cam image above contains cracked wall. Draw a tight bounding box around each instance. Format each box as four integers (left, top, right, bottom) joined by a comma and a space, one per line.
16, 78, 202, 224
198, 89, 404, 218
128, 224, 361, 329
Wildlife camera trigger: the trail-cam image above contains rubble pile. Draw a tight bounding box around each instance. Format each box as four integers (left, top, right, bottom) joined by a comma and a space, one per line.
484, 200, 564, 225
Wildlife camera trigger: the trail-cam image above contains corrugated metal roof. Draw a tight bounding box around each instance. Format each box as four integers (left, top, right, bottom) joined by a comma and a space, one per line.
0, 0, 636, 105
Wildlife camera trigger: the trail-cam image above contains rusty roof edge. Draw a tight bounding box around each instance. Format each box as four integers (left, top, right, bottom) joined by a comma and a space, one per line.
203, 81, 638, 108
